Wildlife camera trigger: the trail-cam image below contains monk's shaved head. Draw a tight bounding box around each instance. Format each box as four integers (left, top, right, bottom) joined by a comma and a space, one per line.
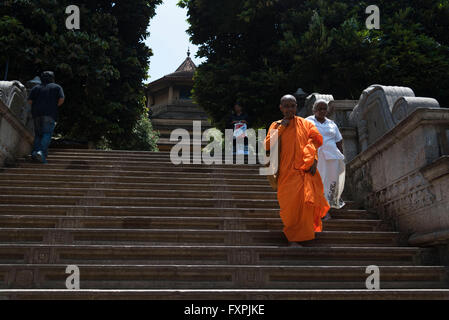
280, 95, 297, 106
279, 94, 297, 120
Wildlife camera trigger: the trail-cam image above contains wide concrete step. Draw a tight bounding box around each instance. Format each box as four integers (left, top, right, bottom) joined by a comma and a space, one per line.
157, 128, 195, 137
330, 209, 378, 219
0, 186, 277, 201
156, 138, 209, 146
15, 162, 262, 174
2, 168, 268, 182
45, 151, 263, 161
0, 244, 435, 266
32, 157, 261, 170
48, 150, 173, 156
155, 116, 209, 123
152, 124, 213, 133
0, 180, 274, 193
0, 173, 272, 186
151, 108, 209, 121
2, 289, 449, 300
1, 265, 447, 290
0, 205, 375, 220
45, 151, 263, 164
47, 152, 179, 159
151, 118, 211, 127
0, 215, 388, 232
0, 195, 372, 213
158, 145, 173, 152
0, 195, 279, 208
0, 228, 402, 247
45, 150, 271, 165
153, 127, 214, 136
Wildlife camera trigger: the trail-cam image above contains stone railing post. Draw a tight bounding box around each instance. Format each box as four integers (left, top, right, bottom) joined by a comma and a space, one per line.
0, 81, 34, 166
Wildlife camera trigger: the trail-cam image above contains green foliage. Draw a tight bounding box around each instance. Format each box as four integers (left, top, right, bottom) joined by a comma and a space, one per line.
126, 113, 160, 152
99, 113, 160, 151
0, 0, 162, 148
180, 0, 449, 129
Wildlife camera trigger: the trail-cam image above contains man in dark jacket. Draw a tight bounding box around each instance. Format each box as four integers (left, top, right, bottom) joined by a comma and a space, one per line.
27, 71, 65, 163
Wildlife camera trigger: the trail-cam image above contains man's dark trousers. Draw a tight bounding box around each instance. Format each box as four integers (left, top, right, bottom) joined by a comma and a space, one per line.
32, 116, 56, 163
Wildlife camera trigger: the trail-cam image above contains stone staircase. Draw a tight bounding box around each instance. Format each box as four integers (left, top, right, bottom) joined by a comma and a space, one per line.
151, 103, 212, 152
0, 149, 448, 300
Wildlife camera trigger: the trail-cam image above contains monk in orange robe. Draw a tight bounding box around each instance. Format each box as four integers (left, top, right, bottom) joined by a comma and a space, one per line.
265, 95, 330, 246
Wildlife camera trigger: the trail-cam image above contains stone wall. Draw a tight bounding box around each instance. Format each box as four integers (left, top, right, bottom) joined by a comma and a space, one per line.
347, 108, 449, 247
152, 89, 169, 107
0, 81, 34, 166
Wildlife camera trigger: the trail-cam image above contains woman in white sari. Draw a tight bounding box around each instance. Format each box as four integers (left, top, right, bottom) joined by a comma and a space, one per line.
306, 99, 346, 219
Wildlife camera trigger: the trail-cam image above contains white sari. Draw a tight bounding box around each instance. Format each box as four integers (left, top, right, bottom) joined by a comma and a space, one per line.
306, 116, 346, 209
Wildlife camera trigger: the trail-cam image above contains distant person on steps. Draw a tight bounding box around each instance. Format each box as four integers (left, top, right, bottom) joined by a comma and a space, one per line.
228, 102, 251, 155
27, 71, 65, 164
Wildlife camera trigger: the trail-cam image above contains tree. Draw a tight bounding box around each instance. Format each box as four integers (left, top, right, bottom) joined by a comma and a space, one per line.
0, 0, 161, 149
179, 0, 449, 128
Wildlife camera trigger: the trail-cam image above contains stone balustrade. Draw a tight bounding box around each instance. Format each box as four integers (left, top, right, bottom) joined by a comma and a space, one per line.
0, 81, 34, 166
347, 108, 449, 248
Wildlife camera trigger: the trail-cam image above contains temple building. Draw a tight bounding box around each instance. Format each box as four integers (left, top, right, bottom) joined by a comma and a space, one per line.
145, 50, 211, 151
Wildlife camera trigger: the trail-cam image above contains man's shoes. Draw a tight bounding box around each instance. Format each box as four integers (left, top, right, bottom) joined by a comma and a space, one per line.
30, 152, 38, 162
26, 154, 35, 162
35, 151, 47, 164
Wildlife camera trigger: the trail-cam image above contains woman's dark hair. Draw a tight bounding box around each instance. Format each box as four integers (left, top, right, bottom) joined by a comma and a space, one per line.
40, 71, 55, 84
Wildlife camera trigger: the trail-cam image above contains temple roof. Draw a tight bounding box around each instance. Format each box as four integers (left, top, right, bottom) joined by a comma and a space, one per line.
147, 50, 197, 90
166, 50, 197, 77
174, 49, 196, 73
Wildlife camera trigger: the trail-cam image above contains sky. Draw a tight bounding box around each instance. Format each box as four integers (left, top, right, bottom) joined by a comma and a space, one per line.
144, 0, 206, 83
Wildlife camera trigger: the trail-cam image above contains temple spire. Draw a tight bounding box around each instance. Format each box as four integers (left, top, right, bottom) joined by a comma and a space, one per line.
174, 49, 197, 73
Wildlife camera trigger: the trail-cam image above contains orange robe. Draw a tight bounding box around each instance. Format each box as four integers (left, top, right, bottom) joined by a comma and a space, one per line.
265, 116, 330, 242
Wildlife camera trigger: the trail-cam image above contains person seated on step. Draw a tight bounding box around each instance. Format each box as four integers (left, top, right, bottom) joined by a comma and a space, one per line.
27, 71, 65, 164
306, 100, 346, 221
227, 102, 251, 155
264, 95, 330, 247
